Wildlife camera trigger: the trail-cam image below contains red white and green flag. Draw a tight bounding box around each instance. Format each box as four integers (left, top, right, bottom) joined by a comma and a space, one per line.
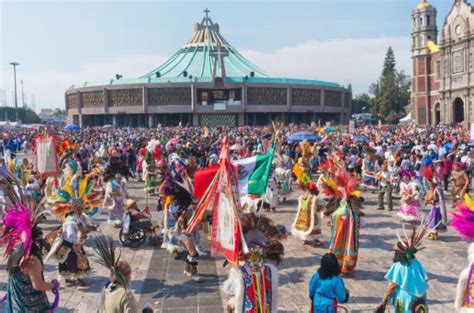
193, 143, 275, 198
187, 136, 246, 263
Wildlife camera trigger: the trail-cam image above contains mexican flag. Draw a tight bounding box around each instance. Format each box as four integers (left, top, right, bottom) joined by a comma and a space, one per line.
233, 151, 274, 195
193, 148, 275, 198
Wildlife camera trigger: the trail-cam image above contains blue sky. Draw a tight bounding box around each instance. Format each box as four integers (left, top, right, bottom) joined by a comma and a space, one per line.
0, 0, 455, 110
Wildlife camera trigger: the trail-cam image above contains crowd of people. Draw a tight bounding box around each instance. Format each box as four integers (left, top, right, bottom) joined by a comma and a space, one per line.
0, 122, 472, 313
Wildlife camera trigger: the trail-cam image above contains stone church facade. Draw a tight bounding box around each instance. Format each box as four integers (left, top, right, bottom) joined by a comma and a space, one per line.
412, 0, 474, 125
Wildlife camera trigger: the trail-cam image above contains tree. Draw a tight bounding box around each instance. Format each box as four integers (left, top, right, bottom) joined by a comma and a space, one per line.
370, 47, 411, 123
351, 93, 374, 114
0, 107, 41, 123
53, 108, 66, 118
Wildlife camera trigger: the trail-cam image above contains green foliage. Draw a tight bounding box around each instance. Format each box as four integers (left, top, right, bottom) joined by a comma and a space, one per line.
0, 107, 41, 123
369, 47, 411, 123
351, 93, 374, 114
53, 108, 66, 118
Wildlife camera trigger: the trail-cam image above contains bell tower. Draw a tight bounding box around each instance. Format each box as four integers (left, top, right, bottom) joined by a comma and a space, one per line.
411, 0, 438, 125
412, 0, 438, 57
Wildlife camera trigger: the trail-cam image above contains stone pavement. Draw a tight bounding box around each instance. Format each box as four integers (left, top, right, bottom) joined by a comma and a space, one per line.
0, 158, 469, 312
269, 190, 467, 313
0, 170, 223, 313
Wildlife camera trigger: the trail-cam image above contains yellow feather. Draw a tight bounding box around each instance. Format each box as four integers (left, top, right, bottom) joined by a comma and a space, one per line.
292, 164, 304, 182
79, 176, 89, 199
350, 191, 361, 198
322, 177, 338, 192
463, 194, 474, 211
63, 182, 74, 197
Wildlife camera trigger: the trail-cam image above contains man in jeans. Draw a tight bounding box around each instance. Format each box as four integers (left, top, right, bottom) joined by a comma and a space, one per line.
376, 163, 393, 211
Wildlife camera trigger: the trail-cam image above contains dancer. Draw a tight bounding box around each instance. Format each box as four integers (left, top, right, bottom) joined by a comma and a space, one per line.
375, 223, 430, 313
160, 153, 201, 281
292, 162, 322, 246
274, 160, 292, 203
450, 161, 470, 204
0, 175, 60, 312
93, 235, 139, 313
423, 165, 448, 240
451, 194, 474, 312
103, 157, 131, 225
322, 164, 364, 274
46, 171, 102, 285
398, 171, 421, 222
223, 213, 284, 313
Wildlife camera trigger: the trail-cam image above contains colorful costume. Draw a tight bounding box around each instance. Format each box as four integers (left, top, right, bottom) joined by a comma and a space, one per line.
452, 194, 474, 312
57, 214, 92, 281
398, 175, 421, 222
45, 170, 102, 282
103, 178, 127, 224
291, 193, 320, 243
274, 165, 291, 201
0, 174, 60, 312
376, 223, 431, 313
102, 157, 131, 224
423, 166, 447, 240
223, 213, 284, 313
321, 165, 364, 274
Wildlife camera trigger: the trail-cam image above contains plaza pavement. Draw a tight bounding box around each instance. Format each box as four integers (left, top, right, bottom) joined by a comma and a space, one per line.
0, 158, 469, 312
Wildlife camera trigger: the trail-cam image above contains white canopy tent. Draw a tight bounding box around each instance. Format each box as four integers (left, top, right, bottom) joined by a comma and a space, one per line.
399, 113, 412, 123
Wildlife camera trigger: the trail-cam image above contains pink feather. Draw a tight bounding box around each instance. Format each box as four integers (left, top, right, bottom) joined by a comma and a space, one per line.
451, 205, 474, 240
1, 204, 34, 259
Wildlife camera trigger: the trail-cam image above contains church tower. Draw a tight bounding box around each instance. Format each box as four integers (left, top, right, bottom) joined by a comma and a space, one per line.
412, 0, 438, 56
411, 0, 438, 125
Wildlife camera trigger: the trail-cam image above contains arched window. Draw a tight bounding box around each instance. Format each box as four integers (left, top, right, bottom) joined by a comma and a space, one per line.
419, 17, 423, 26
427, 15, 431, 26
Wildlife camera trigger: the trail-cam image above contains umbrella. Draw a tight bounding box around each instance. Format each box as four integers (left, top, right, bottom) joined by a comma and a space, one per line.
355, 134, 369, 142
64, 124, 80, 131
325, 127, 335, 133
288, 131, 322, 143
102, 124, 113, 129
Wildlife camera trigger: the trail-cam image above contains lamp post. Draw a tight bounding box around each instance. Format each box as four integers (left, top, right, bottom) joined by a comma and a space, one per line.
9, 62, 19, 122
20, 79, 25, 108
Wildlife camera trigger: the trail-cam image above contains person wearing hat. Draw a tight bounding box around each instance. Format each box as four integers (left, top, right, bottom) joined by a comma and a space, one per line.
122, 199, 139, 235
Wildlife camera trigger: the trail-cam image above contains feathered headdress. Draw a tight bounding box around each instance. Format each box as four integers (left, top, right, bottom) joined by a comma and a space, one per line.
47, 171, 102, 219
321, 168, 364, 216
395, 221, 431, 261
451, 194, 474, 240
0, 173, 48, 263
319, 158, 336, 174
292, 163, 318, 194
321, 169, 361, 200
92, 234, 129, 288
240, 213, 285, 265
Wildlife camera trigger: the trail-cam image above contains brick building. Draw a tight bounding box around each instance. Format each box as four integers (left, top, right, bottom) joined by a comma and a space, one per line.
412, 0, 474, 125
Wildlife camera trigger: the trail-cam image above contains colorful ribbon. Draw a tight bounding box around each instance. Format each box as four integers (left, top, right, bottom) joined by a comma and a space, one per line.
51, 279, 60, 312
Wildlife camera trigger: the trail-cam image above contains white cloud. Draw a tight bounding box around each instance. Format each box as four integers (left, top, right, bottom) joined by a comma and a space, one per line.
0, 36, 411, 111
241, 36, 411, 94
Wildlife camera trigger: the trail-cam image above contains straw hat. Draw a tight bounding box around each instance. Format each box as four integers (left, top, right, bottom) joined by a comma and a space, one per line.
124, 199, 137, 210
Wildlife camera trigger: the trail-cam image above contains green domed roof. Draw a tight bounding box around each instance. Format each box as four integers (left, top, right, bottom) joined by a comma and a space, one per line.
139, 10, 269, 80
